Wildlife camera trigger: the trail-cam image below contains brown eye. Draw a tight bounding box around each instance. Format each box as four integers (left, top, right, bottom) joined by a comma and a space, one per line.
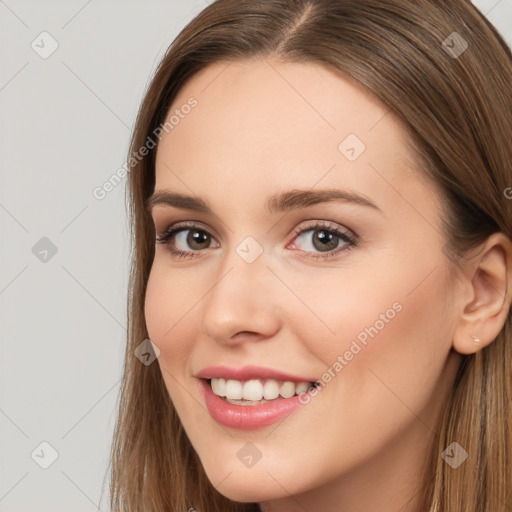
311, 229, 340, 252
185, 229, 211, 250
155, 223, 220, 259
289, 221, 357, 261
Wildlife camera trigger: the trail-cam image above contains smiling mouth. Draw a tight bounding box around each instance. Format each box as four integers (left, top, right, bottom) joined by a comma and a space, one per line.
204, 377, 319, 405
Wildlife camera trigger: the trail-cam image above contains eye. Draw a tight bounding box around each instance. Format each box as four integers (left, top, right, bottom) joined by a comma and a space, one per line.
289, 220, 357, 260
155, 221, 219, 260
155, 220, 357, 261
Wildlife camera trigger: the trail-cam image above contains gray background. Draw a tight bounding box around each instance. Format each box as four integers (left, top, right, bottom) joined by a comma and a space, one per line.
0, 1, 510, 511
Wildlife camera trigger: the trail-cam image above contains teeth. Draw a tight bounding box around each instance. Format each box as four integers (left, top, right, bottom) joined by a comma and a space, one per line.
225, 379, 242, 399
210, 378, 314, 401
211, 377, 226, 397
263, 379, 279, 400
279, 381, 295, 399
295, 382, 310, 394
243, 379, 264, 401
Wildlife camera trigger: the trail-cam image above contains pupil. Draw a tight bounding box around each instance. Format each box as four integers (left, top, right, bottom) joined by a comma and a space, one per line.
189, 230, 209, 249
314, 230, 338, 251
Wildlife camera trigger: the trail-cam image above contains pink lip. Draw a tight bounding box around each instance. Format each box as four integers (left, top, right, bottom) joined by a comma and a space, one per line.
195, 364, 316, 383
198, 378, 310, 430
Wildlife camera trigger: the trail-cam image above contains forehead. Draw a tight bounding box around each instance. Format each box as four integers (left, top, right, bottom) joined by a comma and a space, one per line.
158, 58, 401, 157
153, 58, 433, 218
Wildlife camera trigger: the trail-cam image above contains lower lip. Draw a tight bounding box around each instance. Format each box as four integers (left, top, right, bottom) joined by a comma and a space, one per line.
199, 379, 308, 430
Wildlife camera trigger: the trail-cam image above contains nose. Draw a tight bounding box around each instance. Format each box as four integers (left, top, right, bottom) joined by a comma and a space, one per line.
200, 245, 282, 345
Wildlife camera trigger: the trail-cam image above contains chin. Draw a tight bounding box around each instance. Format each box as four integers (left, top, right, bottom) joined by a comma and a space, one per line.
214, 483, 277, 504
202, 463, 292, 503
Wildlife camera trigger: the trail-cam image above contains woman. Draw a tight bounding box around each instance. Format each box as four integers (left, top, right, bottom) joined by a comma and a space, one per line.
108, 1, 512, 510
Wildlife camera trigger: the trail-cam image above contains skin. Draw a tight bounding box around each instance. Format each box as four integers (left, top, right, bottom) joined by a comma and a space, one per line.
144, 58, 512, 512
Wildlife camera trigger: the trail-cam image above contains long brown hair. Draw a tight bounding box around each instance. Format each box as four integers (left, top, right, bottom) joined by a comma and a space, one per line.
106, 1, 512, 510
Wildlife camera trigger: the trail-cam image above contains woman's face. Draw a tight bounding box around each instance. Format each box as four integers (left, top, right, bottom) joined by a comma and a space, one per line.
145, 58, 464, 510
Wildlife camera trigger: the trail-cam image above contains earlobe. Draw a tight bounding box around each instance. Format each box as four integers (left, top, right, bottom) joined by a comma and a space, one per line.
452, 233, 512, 355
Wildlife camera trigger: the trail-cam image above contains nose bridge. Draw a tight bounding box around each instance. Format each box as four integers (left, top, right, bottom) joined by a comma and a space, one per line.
200, 236, 281, 343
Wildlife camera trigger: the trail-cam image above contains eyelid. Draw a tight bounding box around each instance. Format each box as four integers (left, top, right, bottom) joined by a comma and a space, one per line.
155, 220, 217, 240
156, 218, 356, 241
156, 219, 358, 261
289, 219, 357, 241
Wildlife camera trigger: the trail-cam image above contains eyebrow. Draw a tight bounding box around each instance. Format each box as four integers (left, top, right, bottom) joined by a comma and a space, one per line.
146, 188, 383, 216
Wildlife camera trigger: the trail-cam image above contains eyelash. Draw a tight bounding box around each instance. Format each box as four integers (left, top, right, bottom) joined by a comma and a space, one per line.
155, 220, 358, 261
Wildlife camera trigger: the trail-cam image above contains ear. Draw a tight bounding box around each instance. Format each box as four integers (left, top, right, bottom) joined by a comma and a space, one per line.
452, 232, 512, 355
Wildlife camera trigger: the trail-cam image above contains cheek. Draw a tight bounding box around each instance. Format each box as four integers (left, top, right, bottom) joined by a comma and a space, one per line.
296, 237, 453, 375
144, 265, 207, 428
281, 262, 404, 370
292, 258, 454, 438
144, 265, 195, 372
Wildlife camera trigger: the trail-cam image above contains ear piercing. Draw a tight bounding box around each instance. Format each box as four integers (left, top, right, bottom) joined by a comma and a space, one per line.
472, 336, 480, 344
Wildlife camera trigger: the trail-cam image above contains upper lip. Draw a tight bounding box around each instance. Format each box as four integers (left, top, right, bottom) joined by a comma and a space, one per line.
195, 365, 316, 383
